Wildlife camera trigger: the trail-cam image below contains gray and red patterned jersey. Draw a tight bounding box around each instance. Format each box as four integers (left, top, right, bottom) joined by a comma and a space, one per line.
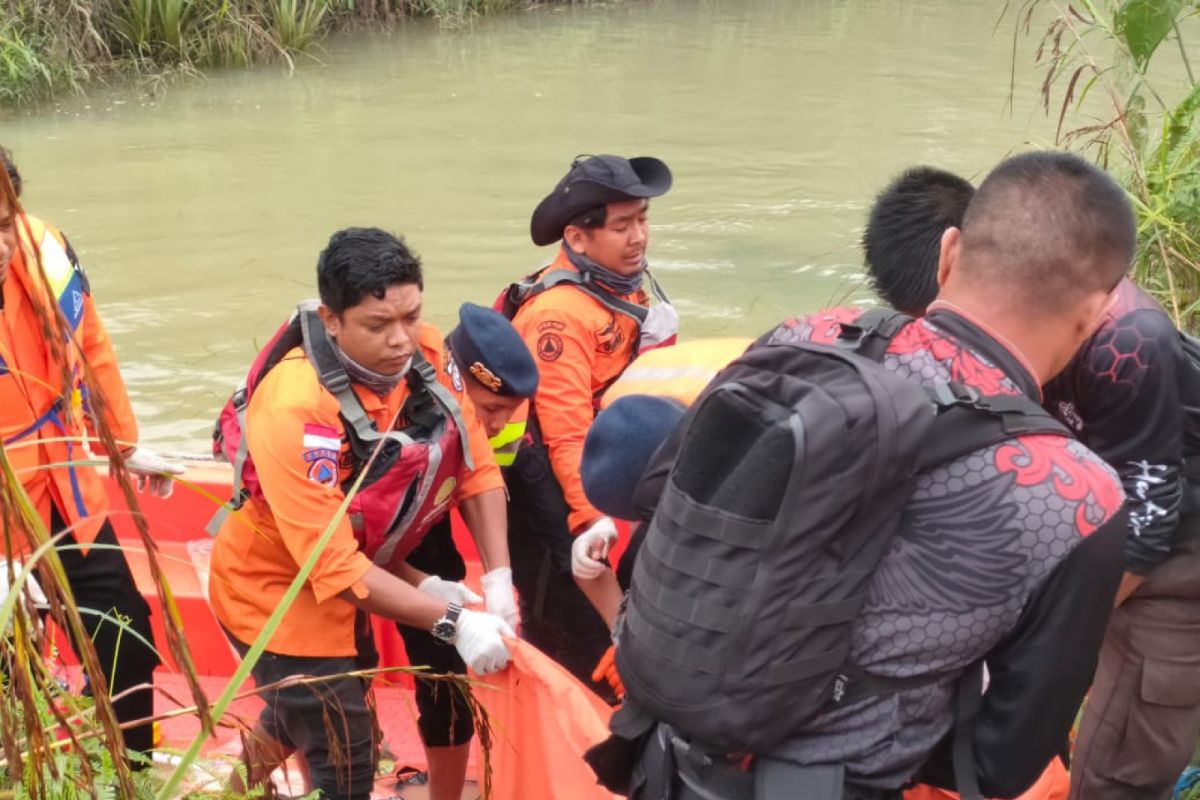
757, 306, 1127, 796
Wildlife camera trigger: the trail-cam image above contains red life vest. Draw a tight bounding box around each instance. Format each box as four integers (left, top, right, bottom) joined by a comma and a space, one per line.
210, 301, 473, 571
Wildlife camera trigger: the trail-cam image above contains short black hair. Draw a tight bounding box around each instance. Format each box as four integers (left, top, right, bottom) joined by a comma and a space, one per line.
0, 146, 21, 197
565, 204, 607, 231
317, 227, 423, 314
960, 151, 1134, 311
863, 167, 974, 316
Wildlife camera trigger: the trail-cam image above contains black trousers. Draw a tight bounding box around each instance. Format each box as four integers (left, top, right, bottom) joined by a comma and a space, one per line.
228, 620, 379, 800
50, 505, 160, 757
503, 445, 614, 700
399, 517, 474, 747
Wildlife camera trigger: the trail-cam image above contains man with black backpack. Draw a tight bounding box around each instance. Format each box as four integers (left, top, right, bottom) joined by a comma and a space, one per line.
861, 163, 1200, 800
590, 152, 1132, 800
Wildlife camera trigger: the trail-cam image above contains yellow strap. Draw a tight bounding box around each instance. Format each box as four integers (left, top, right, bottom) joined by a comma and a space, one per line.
18, 218, 74, 300
489, 421, 526, 466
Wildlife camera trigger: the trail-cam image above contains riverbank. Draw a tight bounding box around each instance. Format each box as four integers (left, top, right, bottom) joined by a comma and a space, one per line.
0, 0, 596, 107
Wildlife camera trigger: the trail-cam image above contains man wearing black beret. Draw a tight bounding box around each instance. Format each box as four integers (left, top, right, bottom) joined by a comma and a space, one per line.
398, 302, 538, 800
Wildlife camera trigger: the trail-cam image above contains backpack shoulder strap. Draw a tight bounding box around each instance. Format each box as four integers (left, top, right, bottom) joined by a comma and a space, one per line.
836, 309, 913, 362
918, 386, 1071, 472
297, 305, 388, 450
407, 350, 474, 471
511, 267, 651, 326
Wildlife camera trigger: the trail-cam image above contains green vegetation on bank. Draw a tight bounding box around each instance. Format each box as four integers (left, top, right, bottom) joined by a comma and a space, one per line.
1013, 0, 1200, 331
0, 0, 582, 106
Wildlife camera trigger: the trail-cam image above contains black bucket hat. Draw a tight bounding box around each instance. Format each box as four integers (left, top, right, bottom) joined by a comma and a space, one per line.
530, 154, 672, 247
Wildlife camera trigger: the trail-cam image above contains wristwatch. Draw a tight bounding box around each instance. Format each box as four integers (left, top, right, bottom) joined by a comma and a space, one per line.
431, 602, 462, 644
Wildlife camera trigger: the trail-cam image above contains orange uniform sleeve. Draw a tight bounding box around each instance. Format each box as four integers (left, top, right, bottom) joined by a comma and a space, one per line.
246, 362, 373, 605
77, 290, 139, 451
436, 343, 501, 501
516, 305, 604, 532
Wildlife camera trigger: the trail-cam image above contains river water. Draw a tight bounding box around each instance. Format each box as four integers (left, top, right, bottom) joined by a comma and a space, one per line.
3, 0, 1056, 449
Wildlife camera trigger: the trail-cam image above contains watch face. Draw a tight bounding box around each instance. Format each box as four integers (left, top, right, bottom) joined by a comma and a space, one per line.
432, 620, 457, 642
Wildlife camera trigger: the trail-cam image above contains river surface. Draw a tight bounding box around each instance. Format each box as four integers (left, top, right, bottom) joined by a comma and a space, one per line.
3, 0, 1059, 449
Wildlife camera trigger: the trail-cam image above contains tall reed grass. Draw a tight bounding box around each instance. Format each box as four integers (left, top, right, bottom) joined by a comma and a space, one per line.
1008, 0, 1200, 330
0, 0, 591, 106
0, 164, 492, 798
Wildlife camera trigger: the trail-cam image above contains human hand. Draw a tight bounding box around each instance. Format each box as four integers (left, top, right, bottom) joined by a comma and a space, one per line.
480, 567, 520, 630
454, 608, 515, 675
123, 448, 185, 499
571, 517, 618, 580
418, 575, 483, 607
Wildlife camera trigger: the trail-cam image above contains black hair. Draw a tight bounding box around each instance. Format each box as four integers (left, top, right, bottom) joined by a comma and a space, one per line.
0, 146, 21, 197
960, 151, 1135, 310
863, 167, 974, 315
317, 227, 423, 314
565, 204, 607, 232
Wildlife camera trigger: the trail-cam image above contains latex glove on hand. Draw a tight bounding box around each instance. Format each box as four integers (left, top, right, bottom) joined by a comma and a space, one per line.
454, 608, 514, 675
592, 643, 626, 699
124, 448, 185, 499
571, 517, 619, 580
418, 574, 483, 607
480, 567, 520, 630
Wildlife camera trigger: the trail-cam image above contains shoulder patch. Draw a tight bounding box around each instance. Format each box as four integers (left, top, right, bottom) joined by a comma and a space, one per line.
596, 316, 625, 355
446, 355, 464, 392
302, 421, 341, 487
537, 331, 564, 362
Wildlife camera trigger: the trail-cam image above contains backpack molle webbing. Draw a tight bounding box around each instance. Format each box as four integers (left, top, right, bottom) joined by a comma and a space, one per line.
615, 310, 1069, 791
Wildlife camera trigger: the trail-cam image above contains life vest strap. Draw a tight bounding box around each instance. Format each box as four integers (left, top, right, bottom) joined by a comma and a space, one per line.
206, 382, 251, 536
4, 398, 66, 446
297, 307, 473, 472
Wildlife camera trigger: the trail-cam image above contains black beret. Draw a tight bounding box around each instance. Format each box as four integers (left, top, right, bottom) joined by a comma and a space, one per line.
447, 303, 539, 398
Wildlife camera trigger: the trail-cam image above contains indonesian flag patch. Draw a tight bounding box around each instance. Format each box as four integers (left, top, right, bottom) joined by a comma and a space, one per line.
303, 423, 341, 451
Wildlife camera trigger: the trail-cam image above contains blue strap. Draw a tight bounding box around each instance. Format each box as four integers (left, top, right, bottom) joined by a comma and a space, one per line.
4, 401, 89, 519
4, 398, 65, 445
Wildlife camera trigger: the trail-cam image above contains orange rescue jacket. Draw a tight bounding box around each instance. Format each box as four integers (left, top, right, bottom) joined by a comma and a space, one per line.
510, 248, 650, 531
0, 215, 137, 550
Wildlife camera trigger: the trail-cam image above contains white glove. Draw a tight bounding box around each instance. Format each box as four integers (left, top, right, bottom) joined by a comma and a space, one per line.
480, 567, 520, 630
571, 517, 619, 580
125, 448, 185, 499
418, 574, 482, 607
454, 608, 514, 676
0, 560, 48, 636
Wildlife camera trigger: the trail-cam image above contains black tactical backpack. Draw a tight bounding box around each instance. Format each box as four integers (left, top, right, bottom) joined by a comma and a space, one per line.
615, 310, 1070, 789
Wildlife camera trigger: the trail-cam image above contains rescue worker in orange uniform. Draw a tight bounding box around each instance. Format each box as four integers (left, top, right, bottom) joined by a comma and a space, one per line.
209, 228, 515, 800
0, 148, 181, 763
497, 154, 678, 690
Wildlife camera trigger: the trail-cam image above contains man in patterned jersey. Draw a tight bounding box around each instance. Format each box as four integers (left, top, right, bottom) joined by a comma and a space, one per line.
862, 162, 1200, 799
608, 152, 1132, 800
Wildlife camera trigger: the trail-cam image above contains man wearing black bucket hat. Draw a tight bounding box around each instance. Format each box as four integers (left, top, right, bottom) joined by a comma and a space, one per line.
493, 154, 679, 692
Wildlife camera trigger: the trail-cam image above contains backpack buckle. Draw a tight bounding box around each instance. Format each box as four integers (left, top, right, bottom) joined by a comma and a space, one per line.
929, 382, 980, 409
836, 321, 875, 350
321, 367, 352, 395
415, 359, 437, 384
